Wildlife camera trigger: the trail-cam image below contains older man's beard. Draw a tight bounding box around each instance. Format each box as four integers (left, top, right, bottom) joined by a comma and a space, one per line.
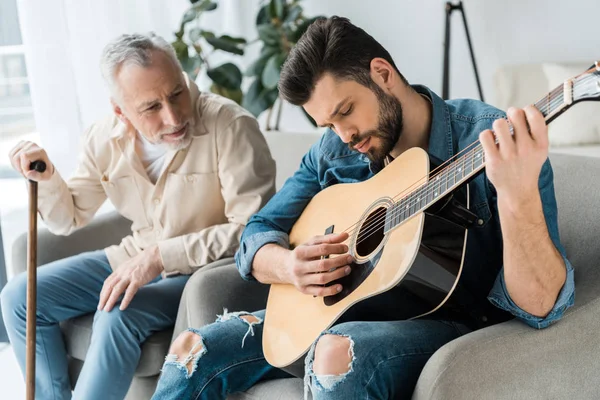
348, 85, 404, 166
156, 123, 192, 151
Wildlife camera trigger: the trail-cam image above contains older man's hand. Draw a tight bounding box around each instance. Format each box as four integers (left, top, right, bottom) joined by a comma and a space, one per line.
9, 141, 54, 181
98, 245, 164, 312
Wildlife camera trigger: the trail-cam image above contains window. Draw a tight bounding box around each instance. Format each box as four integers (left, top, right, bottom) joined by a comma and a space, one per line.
0, 0, 38, 205
0, 0, 39, 279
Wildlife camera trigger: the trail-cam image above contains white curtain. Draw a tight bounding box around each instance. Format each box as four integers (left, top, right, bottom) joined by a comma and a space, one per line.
17, 0, 321, 176
16, 0, 263, 176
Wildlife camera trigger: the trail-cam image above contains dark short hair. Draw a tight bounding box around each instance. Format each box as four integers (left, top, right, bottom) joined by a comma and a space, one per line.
278, 16, 408, 106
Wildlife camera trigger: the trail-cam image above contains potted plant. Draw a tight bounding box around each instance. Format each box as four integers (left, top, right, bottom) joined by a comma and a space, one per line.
172, 0, 322, 130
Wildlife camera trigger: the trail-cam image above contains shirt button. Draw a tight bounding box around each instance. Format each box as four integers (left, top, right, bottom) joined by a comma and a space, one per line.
477, 218, 484, 226
481, 315, 488, 322
108, 182, 114, 188
153, 198, 160, 205
186, 175, 194, 182
155, 229, 161, 236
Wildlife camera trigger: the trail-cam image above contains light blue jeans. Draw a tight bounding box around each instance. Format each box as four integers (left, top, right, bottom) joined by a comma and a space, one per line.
0, 250, 189, 400
151, 307, 472, 400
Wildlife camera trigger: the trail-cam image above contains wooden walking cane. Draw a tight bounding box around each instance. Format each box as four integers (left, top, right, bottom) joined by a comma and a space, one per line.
26, 160, 46, 400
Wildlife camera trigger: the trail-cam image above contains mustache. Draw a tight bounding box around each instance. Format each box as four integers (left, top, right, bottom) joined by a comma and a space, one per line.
348, 130, 381, 150
159, 122, 188, 137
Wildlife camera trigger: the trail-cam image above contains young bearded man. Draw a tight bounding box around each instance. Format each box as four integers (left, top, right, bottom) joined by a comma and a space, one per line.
2, 33, 275, 399
151, 17, 574, 400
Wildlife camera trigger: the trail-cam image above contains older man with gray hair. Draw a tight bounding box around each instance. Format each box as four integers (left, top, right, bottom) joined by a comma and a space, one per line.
1, 32, 275, 399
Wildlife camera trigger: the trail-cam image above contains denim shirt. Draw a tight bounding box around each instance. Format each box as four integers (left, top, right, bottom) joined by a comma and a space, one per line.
235, 85, 575, 330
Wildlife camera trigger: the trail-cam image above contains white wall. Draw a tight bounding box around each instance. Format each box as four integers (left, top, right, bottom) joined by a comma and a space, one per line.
18, 0, 600, 173
17, 0, 189, 174
304, 0, 599, 104
273, 0, 600, 131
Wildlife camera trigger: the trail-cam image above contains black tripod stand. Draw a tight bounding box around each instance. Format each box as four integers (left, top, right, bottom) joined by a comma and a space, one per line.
442, 1, 484, 102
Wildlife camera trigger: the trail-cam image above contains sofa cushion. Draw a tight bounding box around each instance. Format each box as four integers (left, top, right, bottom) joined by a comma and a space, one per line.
543, 63, 600, 146
262, 131, 322, 190
493, 62, 600, 148
61, 314, 172, 378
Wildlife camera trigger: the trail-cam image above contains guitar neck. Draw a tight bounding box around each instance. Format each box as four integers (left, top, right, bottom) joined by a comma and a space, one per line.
384, 81, 576, 233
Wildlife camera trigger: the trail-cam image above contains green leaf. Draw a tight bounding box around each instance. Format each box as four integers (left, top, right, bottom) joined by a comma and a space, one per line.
188, 27, 204, 43
261, 53, 286, 90
242, 79, 278, 117
191, 0, 217, 12
200, 30, 216, 39
245, 46, 277, 77
273, 0, 287, 20
284, 4, 302, 23
268, 0, 277, 20
291, 16, 323, 42
181, 9, 197, 24
256, 4, 270, 26
181, 1, 217, 26
257, 24, 281, 47
265, 87, 279, 106
210, 83, 243, 105
207, 63, 243, 90
171, 39, 189, 61
205, 36, 245, 55
221, 35, 247, 44
180, 55, 203, 81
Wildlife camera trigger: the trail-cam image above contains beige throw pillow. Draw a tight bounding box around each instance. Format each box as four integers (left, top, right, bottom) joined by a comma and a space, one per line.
542, 63, 600, 147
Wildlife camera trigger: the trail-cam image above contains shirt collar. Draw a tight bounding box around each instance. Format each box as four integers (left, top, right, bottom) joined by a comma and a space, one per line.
411, 84, 454, 162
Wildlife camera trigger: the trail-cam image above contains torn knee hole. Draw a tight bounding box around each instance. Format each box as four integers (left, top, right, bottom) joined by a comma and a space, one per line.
304, 333, 356, 395
165, 331, 206, 376
313, 334, 353, 376
240, 315, 260, 324
216, 309, 263, 347
170, 331, 201, 354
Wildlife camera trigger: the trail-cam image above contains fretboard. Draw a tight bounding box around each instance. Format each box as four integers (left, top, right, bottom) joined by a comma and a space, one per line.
384, 81, 572, 234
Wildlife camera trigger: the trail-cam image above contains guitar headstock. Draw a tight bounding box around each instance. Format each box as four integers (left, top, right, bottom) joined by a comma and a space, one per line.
573, 61, 600, 103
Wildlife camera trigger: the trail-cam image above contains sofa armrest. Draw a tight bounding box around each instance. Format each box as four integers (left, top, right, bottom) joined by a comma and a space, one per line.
413, 267, 600, 400
173, 261, 270, 338
10, 211, 131, 277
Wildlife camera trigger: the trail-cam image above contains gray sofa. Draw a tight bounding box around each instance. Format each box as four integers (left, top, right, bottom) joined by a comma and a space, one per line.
10, 152, 600, 399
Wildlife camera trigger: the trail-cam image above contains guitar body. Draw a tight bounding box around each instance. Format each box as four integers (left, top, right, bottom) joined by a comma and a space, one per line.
263, 147, 470, 367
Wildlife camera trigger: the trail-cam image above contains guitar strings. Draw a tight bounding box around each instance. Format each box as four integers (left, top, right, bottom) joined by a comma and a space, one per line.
340, 76, 599, 248
350, 77, 599, 245
350, 74, 600, 242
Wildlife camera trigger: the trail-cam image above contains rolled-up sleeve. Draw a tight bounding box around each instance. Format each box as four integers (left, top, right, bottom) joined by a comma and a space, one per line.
487, 159, 575, 329
235, 230, 290, 280
37, 124, 107, 235
235, 136, 324, 280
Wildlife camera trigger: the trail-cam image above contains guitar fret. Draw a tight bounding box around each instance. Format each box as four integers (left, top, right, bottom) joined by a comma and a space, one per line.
409, 192, 416, 216
385, 66, 598, 235
394, 202, 401, 227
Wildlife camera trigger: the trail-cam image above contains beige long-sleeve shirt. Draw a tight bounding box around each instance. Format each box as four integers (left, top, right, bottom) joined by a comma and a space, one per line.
37, 79, 276, 276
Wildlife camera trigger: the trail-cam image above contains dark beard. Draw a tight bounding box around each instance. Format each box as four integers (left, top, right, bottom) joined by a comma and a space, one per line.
348, 84, 404, 167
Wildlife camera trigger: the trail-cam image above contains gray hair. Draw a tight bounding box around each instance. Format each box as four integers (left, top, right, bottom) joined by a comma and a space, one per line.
100, 32, 180, 98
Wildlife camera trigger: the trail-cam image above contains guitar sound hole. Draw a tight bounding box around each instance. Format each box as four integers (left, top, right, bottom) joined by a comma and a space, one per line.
355, 207, 386, 257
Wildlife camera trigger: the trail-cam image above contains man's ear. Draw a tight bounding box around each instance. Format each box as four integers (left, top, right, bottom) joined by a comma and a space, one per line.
111, 98, 130, 126
370, 58, 397, 91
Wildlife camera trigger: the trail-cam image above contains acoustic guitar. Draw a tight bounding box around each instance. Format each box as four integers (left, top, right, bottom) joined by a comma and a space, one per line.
263, 62, 600, 368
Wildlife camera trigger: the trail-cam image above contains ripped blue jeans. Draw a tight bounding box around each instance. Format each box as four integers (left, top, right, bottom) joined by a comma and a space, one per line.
151, 308, 471, 400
